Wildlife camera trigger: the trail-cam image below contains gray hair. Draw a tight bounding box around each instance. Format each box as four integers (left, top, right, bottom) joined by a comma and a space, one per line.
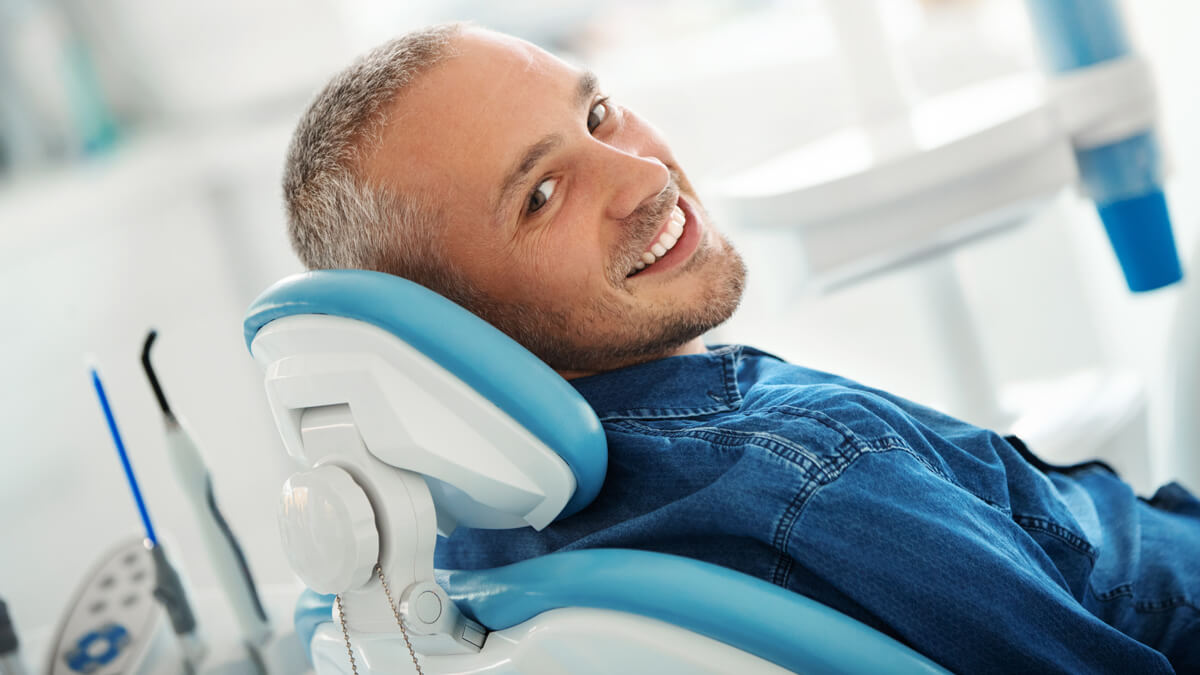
282, 22, 478, 302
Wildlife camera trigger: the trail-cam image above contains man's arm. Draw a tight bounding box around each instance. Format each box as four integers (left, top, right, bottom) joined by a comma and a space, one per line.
785, 447, 1172, 674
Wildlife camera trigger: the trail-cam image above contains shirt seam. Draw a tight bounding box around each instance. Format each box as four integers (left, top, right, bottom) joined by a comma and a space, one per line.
612, 403, 962, 490
607, 420, 834, 480
744, 404, 973, 493
1089, 583, 1200, 614
609, 408, 981, 587
743, 404, 1016, 512
744, 406, 1020, 587
1010, 514, 1098, 560
771, 438, 950, 586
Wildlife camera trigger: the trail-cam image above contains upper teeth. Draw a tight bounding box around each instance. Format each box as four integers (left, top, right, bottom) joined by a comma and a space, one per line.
633, 205, 686, 272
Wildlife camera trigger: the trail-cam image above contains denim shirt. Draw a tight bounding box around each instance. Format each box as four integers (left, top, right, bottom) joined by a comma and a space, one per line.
437, 345, 1198, 673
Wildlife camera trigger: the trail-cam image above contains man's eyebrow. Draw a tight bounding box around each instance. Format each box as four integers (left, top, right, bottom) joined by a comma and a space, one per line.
496, 134, 562, 219
576, 70, 600, 108
494, 70, 602, 219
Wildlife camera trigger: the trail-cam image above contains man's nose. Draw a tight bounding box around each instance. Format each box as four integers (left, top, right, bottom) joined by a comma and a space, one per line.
595, 146, 671, 223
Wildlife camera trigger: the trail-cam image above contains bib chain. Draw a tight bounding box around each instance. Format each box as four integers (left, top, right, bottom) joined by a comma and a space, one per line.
336, 564, 424, 674
335, 594, 358, 675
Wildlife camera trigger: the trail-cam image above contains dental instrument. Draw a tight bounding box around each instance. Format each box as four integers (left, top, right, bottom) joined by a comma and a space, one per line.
0, 598, 28, 675
140, 331, 272, 672
88, 364, 206, 673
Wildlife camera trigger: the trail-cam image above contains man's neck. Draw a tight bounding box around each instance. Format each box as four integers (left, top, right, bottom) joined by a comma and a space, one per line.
556, 337, 708, 380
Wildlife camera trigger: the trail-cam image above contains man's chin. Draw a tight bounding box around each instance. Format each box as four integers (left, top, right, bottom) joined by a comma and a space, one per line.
545, 253, 747, 375
477, 232, 746, 376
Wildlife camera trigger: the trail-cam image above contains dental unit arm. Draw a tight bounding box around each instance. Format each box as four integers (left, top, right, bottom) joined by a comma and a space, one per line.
1026, 0, 1182, 292
245, 270, 949, 674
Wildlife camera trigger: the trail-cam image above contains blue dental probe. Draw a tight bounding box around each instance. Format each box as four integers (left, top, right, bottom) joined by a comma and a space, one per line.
89, 364, 207, 673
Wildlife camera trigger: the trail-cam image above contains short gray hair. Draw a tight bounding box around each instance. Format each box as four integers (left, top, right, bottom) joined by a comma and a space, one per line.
282, 22, 477, 301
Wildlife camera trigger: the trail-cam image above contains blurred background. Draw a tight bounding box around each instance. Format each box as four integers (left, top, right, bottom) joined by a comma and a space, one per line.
2, 0, 1197, 669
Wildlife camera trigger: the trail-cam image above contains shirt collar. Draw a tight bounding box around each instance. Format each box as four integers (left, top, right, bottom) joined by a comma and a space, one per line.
568, 344, 746, 421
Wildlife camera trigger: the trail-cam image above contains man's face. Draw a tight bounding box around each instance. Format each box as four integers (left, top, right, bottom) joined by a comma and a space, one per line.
367, 29, 745, 374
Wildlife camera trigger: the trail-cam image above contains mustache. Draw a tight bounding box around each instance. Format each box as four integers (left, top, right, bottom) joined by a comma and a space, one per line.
611, 179, 680, 283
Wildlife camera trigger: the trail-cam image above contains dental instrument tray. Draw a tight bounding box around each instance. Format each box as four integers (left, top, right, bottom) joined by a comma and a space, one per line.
46, 537, 176, 675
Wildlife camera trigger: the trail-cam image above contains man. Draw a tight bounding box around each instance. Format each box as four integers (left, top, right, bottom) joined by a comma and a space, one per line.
283, 23, 1199, 673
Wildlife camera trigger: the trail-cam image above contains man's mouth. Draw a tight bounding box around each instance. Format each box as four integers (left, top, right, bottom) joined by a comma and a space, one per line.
626, 197, 702, 279
630, 203, 685, 274
628, 194, 700, 278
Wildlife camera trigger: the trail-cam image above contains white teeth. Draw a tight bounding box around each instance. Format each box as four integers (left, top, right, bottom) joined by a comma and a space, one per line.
630, 203, 689, 277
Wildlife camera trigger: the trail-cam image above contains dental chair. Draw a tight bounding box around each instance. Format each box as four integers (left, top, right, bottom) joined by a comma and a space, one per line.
243, 269, 949, 674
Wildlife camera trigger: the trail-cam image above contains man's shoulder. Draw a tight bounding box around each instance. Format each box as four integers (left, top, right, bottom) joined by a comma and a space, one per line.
733, 348, 918, 446
605, 354, 915, 463
576, 344, 932, 459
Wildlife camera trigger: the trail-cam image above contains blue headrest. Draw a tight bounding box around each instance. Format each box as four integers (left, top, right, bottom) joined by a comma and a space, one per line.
243, 269, 607, 518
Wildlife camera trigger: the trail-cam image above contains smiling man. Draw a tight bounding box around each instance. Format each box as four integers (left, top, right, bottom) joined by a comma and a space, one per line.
287, 24, 744, 378
283, 23, 1199, 674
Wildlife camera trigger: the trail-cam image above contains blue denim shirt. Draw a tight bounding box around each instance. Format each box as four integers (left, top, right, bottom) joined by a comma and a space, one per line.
437, 345, 1199, 673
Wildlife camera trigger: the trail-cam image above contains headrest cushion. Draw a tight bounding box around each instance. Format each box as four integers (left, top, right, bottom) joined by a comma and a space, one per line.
244, 270, 607, 517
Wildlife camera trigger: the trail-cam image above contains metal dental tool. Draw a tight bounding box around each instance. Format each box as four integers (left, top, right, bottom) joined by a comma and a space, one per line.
141, 331, 271, 673
89, 364, 206, 674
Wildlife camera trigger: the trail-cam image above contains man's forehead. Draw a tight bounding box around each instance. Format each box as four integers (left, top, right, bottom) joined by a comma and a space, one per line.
367, 29, 575, 202
458, 28, 545, 67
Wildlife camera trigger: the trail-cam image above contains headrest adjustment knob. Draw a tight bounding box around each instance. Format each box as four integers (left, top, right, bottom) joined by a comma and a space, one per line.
279, 465, 379, 594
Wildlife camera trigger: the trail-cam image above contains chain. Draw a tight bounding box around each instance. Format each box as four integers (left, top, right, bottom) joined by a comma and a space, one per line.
335, 594, 359, 675
377, 565, 424, 675
335, 565, 424, 675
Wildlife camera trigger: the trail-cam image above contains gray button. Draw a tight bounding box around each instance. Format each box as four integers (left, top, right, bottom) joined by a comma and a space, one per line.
415, 591, 442, 624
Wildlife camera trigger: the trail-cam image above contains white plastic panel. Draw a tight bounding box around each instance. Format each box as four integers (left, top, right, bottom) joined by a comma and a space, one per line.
1049, 55, 1157, 149
310, 608, 796, 675
715, 74, 1079, 289
250, 315, 576, 532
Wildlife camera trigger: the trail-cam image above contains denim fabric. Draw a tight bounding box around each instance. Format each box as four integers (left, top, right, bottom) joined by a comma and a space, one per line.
435, 345, 1200, 673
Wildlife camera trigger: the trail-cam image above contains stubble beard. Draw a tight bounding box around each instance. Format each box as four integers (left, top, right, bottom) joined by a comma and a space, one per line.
474, 185, 748, 374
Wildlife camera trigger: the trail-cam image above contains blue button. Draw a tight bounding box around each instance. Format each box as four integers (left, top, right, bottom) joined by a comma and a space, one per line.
65, 623, 129, 673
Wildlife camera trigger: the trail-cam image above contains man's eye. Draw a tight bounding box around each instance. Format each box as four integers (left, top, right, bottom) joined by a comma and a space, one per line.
527, 177, 558, 214
587, 99, 609, 133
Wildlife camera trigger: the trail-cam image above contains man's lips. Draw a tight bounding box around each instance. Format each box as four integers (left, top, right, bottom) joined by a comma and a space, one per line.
627, 195, 702, 279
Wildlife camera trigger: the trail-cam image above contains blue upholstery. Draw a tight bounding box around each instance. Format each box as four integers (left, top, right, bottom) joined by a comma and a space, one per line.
294, 590, 336, 667
296, 549, 948, 674
243, 270, 607, 518
441, 549, 948, 674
